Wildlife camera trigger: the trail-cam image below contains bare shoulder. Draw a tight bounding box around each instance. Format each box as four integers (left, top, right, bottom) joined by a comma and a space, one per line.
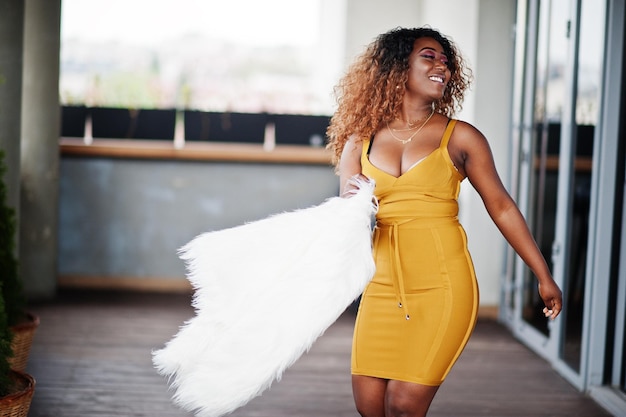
346, 134, 365, 150
448, 120, 493, 176
340, 135, 365, 163
450, 120, 488, 147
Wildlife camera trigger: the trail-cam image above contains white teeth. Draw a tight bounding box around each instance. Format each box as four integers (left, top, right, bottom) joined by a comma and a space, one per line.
429, 75, 444, 83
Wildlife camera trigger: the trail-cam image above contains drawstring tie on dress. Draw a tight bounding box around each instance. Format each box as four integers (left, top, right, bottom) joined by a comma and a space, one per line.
377, 219, 413, 320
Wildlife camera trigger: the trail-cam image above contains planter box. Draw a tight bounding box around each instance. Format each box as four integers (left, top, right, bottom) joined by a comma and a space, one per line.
0, 370, 35, 417
60, 105, 88, 137
133, 108, 176, 140
91, 107, 176, 140
272, 114, 330, 146
184, 111, 267, 143
8, 313, 40, 373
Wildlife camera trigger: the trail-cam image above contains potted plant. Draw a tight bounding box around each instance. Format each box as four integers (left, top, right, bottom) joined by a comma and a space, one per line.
0, 150, 36, 416
0, 150, 39, 374
0, 288, 35, 416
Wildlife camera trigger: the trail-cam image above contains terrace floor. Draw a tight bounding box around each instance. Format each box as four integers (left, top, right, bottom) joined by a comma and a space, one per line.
24, 289, 614, 417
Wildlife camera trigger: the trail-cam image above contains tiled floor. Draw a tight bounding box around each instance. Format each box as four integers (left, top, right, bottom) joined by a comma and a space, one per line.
24, 290, 614, 417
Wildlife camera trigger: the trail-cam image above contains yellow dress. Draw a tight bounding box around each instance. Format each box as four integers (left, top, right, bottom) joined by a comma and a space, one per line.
351, 119, 479, 386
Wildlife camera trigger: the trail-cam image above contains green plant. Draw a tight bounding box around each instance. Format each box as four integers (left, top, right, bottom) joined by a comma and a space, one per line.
0, 149, 25, 326
0, 284, 13, 397
0, 149, 20, 396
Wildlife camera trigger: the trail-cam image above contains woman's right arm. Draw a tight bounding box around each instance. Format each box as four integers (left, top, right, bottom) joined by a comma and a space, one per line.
338, 136, 365, 196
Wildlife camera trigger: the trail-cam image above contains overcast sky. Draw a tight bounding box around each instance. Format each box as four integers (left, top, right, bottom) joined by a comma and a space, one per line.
61, 0, 321, 47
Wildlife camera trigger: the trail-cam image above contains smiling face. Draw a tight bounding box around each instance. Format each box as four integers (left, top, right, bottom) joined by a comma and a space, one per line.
405, 37, 452, 101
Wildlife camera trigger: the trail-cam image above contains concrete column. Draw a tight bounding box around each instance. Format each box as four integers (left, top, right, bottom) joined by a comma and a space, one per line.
0, 0, 24, 215
20, 0, 62, 298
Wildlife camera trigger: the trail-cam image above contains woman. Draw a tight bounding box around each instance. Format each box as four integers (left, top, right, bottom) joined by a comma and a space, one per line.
326, 27, 563, 417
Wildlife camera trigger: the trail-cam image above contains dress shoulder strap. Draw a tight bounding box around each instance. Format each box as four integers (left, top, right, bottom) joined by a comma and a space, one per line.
363, 136, 374, 157
440, 119, 457, 149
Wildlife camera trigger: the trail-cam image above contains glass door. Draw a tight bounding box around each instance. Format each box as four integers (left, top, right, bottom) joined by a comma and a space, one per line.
520, 0, 566, 339
510, 0, 572, 353
556, 0, 605, 380
614, 182, 626, 394
505, 0, 604, 389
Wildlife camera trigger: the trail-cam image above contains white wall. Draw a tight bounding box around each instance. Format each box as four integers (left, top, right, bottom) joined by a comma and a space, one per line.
417, 0, 479, 122
339, 0, 518, 308
343, 0, 421, 64
314, 0, 348, 113
421, 0, 517, 307
469, 0, 517, 306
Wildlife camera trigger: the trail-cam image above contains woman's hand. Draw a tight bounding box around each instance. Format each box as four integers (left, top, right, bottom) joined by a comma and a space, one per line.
539, 280, 563, 320
342, 174, 371, 198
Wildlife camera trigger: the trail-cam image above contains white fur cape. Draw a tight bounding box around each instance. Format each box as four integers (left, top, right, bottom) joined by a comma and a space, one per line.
152, 178, 377, 417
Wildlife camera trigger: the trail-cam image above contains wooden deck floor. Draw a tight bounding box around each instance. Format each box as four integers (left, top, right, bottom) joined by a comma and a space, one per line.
24, 290, 613, 417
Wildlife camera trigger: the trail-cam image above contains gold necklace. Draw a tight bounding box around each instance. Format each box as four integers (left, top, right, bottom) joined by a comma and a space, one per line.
387, 109, 434, 144
393, 111, 432, 131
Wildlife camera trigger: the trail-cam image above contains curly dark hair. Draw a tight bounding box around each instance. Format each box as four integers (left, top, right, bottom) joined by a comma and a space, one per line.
326, 27, 473, 165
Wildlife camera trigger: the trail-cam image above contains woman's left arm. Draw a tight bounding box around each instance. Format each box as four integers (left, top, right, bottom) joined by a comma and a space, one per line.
454, 122, 563, 320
